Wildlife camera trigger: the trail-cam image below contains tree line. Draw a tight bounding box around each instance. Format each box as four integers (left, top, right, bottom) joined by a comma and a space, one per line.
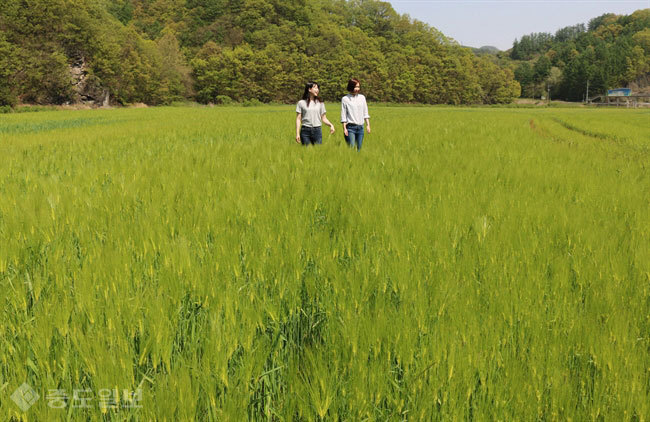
509, 10, 649, 101
0, 0, 520, 107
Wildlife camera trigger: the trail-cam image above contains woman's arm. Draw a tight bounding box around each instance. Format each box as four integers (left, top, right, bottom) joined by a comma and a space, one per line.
363, 97, 371, 133
341, 98, 348, 136
322, 114, 335, 134
296, 113, 302, 143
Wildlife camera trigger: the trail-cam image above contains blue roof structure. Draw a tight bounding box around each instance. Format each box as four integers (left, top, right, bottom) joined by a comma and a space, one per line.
607, 88, 632, 96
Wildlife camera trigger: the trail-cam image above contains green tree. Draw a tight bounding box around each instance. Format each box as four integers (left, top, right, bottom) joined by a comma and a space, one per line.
632, 27, 650, 53
533, 55, 551, 82
514, 62, 534, 97
625, 45, 650, 82
0, 32, 18, 106
157, 29, 193, 100
475, 57, 521, 104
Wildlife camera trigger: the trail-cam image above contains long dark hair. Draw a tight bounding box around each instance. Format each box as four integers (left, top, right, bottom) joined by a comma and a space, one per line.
302, 81, 322, 106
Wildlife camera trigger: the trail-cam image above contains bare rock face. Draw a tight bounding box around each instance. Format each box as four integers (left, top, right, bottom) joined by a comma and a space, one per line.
69, 57, 110, 106
628, 73, 650, 95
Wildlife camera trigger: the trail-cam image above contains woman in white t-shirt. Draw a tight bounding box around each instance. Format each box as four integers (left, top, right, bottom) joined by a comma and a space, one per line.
340, 78, 371, 151
295, 81, 335, 146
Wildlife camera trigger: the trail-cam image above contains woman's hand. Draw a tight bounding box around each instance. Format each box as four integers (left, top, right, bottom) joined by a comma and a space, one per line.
344, 128, 348, 136
296, 113, 302, 144
322, 114, 335, 135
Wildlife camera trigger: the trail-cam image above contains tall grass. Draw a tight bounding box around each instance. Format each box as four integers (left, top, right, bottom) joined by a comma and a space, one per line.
1, 106, 648, 420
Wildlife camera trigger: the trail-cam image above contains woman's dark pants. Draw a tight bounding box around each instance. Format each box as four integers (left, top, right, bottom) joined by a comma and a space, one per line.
344, 124, 364, 151
300, 126, 322, 146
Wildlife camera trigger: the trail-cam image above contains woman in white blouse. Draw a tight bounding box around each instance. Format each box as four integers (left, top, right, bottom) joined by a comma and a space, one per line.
295, 81, 335, 146
340, 78, 371, 151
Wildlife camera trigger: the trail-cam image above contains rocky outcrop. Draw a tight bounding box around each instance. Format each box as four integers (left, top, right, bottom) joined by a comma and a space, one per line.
69, 57, 109, 106
628, 73, 650, 95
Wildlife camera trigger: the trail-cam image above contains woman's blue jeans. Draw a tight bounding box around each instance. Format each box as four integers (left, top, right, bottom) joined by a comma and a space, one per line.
344, 124, 364, 151
300, 126, 322, 146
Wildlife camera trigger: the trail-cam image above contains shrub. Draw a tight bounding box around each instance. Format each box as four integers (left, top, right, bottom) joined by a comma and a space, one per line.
242, 98, 263, 107
216, 95, 233, 105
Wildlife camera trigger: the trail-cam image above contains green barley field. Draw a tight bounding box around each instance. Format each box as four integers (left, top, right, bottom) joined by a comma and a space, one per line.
1, 105, 648, 420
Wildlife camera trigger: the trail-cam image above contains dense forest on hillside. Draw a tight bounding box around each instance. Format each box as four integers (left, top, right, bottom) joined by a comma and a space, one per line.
509, 10, 649, 101
0, 0, 522, 107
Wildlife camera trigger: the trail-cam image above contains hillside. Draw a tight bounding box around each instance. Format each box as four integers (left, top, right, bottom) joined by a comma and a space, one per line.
471, 46, 500, 56
0, 0, 519, 107
508, 9, 649, 101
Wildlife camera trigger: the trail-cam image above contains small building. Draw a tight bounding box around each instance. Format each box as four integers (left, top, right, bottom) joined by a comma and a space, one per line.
589, 88, 649, 107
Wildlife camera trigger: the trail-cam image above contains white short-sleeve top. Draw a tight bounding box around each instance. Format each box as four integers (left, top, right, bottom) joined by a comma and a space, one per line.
296, 100, 326, 127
